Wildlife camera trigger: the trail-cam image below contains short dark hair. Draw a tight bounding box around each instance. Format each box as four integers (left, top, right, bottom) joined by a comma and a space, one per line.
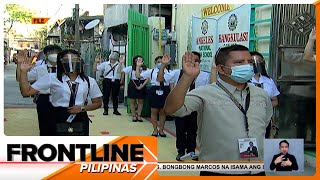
215, 44, 249, 66
43, 45, 62, 55
154, 56, 163, 63
279, 140, 289, 147
192, 51, 201, 59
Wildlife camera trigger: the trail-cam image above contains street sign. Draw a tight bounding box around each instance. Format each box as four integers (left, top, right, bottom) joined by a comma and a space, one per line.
31, 18, 50, 24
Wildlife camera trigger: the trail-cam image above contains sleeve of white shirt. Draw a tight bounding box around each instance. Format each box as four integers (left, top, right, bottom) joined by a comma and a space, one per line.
172, 89, 204, 117
170, 69, 180, 87
31, 73, 51, 92
96, 62, 105, 71
88, 77, 103, 99
164, 70, 176, 83
27, 67, 38, 81
122, 66, 132, 74
140, 69, 152, 79
269, 79, 280, 97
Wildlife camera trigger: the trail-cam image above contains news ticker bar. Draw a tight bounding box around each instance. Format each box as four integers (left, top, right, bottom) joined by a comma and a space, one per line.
75, 162, 264, 172
157, 163, 264, 171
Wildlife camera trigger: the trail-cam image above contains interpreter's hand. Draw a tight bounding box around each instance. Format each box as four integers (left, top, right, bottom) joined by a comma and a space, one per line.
119, 56, 125, 64
68, 106, 82, 114
161, 54, 171, 65
182, 51, 200, 78
274, 155, 284, 164
136, 58, 144, 67
281, 159, 292, 167
20, 60, 33, 72
309, 27, 316, 41
17, 49, 32, 64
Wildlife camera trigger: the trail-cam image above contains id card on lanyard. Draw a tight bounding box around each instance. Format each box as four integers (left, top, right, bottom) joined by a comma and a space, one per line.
216, 81, 259, 159
66, 81, 79, 123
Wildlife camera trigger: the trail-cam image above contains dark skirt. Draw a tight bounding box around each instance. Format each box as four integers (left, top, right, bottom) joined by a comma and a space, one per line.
50, 106, 90, 136
128, 80, 147, 99
148, 86, 170, 108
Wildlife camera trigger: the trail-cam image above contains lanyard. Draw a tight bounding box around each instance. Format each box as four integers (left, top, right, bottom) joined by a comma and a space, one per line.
216, 81, 250, 136
109, 63, 118, 77
151, 68, 169, 89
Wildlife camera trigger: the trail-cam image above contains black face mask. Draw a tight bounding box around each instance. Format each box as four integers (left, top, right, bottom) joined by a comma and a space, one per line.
253, 62, 264, 74
62, 61, 82, 73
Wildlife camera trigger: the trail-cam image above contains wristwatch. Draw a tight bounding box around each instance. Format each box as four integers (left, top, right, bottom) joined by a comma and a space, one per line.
81, 106, 86, 112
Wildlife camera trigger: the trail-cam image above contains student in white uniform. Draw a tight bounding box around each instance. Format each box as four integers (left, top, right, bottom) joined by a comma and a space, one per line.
16, 45, 62, 136
19, 49, 103, 136
136, 55, 174, 137
93, 51, 125, 116
171, 51, 211, 161
250, 51, 280, 138
120, 55, 149, 122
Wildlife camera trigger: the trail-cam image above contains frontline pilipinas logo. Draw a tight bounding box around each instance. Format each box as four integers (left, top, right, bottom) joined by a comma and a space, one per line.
6, 137, 158, 179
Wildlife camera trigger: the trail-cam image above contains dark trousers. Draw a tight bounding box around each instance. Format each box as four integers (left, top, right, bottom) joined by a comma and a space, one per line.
36, 94, 55, 136
175, 111, 198, 154
103, 78, 120, 111
200, 171, 266, 176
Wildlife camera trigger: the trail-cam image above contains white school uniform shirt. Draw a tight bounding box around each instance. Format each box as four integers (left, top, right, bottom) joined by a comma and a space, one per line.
34, 59, 45, 67
96, 61, 125, 80
171, 69, 210, 89
122, 66, 147, 80
31, 74, 103, 107
250, 75, 280, 98
27, 62, 56, 94
140, 68, 174, 86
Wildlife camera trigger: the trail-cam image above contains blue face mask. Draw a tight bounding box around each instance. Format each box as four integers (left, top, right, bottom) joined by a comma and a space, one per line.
225, 64, 254, 83
156, 63, 162, 69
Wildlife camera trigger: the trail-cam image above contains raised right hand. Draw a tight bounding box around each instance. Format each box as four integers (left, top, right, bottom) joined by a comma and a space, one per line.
119, 56, 125, 64
17, 49, 32, 64
309, 27, 316, 41
182, 51, 200, 78
20, 60, 33, 72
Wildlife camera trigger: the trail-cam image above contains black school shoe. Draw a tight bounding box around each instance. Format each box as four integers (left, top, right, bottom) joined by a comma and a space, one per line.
176, 152, 185, 161
103, 110, 108, 115
132, 116, 138, 122
158, 132, 167, 137
113, 110, 121, 115
137, 116, 143, 122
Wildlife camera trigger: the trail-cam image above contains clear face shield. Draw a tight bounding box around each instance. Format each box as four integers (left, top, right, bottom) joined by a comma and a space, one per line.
61, 54, 82, 73
252, 55, 264, 74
